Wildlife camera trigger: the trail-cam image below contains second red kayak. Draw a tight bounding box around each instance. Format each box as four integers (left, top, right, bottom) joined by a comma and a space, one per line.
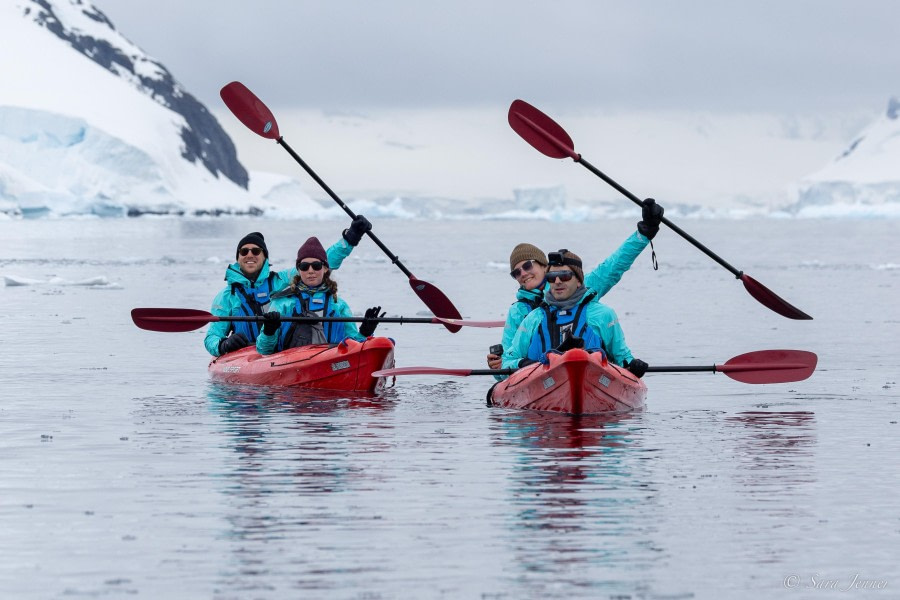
488, 348, 646, 414
208, 336, 395, 393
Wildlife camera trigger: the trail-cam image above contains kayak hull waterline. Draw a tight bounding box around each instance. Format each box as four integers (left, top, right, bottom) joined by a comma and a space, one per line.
208, 337, 395, 393
489, 349, 647, 414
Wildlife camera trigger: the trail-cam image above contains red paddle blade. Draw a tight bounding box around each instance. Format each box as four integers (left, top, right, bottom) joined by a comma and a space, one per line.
220, 81, 280, 139
373, 366, 474, 377
409, 278, 463, 333
718, 349, 818, 384
741, 274, 812, 320
508, 99, 579, 160
131, 308, 215, 332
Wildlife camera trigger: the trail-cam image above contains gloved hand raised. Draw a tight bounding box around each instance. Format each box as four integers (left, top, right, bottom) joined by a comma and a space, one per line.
637, 198, 664, 240
625, 358, 649, 378
358, 305, 385, 337
262, 311, 281, 335
218, 332, 250, 355
343, 214, 372, 247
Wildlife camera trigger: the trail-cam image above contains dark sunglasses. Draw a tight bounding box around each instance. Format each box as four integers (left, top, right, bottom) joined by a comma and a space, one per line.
546, 270, 575, 283
239, 247, 262, 257
298, 261, 325, 272
510, 260, 536, 279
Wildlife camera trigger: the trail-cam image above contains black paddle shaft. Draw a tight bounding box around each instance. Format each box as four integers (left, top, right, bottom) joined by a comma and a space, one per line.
577, 155, 743, 279
218, 315, 440, 324
276, 137, 415, 279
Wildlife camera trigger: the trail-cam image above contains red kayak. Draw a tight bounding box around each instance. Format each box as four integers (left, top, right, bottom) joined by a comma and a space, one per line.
208, 336, 395, 393
488, 348, 646, 414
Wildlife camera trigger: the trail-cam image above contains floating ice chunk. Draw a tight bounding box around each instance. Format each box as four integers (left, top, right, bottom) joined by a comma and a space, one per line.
3, 274, 117, 287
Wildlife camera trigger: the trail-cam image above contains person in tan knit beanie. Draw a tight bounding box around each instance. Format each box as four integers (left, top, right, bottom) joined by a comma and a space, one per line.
486, 198, 665, 372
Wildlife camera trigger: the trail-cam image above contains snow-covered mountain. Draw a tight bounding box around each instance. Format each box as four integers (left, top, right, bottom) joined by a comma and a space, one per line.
0, 0, 320, 218
1, 0, 897, 220
791, 98, 900, 217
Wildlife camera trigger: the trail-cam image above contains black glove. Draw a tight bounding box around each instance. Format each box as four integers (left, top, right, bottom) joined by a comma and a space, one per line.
262, 311, 281, 335
343, 214, 372, 247
517, 358, 537, 368
218, 332, 250, 355
637, 198, 664, 240
625, 358, 649, 378
358, 305, 385, 337
556, 334, 585, 353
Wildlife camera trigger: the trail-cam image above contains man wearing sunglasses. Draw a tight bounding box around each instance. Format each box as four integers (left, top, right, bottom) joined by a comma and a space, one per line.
487, 198, 663, 371
204, 215, 372, 356
255, 236, 382, 354
500, 249, 649, 378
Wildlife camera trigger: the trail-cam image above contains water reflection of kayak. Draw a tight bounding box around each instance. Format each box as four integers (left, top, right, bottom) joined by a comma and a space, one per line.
208, 336, 395, 393
488, 349, 646, 415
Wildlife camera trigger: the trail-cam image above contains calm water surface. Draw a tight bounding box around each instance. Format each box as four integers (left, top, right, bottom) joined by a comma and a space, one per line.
1, 218, 897, 599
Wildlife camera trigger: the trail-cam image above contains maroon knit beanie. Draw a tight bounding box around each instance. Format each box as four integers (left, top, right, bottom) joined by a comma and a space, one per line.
296, 236, 328, 266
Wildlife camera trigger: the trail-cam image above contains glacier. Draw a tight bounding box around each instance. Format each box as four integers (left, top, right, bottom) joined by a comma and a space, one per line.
791, 97, 900, 218
1, 0, 899, 220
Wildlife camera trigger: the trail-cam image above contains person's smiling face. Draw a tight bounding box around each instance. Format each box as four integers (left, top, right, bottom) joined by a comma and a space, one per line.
238, 244, 264, 278
512, 259, 548, 291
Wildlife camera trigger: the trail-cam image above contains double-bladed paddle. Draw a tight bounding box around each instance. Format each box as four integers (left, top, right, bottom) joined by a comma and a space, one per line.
373, 349, 818, 385
131, 308, 502, 334
220, 81, 463, 332
508, 99, 812, 321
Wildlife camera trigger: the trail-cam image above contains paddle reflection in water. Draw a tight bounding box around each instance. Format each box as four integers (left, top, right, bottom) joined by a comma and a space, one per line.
487, 411, 664, 594
724, 410, 817, 566
205, 383, 397, 593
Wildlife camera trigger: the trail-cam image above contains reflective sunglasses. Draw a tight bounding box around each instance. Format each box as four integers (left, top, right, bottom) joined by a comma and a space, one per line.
298, 260, 325, 272
510, 260, 536, 279
546, 270, 575, 283
239, 247, 262, 257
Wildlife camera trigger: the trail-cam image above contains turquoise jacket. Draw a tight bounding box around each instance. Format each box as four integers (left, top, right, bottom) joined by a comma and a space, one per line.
499, 230, 650, 350
255, 291, 365, 355
204, 238, 354, 356
501, 297, 634, 369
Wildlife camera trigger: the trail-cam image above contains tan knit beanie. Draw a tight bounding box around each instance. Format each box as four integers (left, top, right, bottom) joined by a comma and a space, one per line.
509, 243, 548, 271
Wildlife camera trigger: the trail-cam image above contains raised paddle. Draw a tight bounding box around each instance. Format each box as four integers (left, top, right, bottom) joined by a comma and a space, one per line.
131, 308, 503, 334
508, 99, 812, 321
373, 349, 818, 385
219, 81, 463, 332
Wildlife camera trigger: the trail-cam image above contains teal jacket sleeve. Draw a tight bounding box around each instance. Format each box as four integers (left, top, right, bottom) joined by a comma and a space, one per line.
495, 302, 537, 381
333, 298, 366, 342
255, 328, 278, 356
586, 303, 634, 366
501, 301, 532, 350
584, 230, 650, 298
326, 237, 354, 270
501, 310, 541, 370
255, 297, 289, 356
204, 287, 233, 356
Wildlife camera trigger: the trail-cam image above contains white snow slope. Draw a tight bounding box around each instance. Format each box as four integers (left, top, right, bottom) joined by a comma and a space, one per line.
1, 0, 898, 219
0, 0, 318, 218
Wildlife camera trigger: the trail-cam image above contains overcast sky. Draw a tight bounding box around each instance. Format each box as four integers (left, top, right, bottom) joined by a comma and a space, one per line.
100, 0, 900, 114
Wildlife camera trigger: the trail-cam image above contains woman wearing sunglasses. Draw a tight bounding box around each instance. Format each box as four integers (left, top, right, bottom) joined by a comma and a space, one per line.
500, 249, 648, 377
254, 236, 383, 355
486, 199, 663, 370
204, 216, 372, 357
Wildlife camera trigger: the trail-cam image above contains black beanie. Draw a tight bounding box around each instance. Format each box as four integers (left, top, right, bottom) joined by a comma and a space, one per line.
236, 232, 268, 260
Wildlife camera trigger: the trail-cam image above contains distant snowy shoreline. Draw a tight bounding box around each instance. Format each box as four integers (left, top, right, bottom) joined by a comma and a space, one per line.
3, 1, 900, 223
3, 191, 897, 220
